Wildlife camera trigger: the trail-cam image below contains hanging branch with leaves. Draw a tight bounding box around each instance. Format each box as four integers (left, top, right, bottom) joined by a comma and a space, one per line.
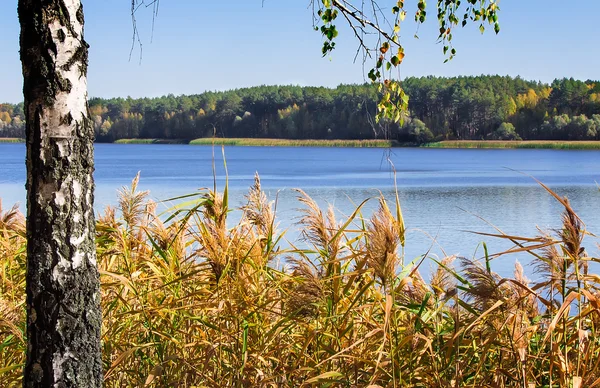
313, 0, 501, 123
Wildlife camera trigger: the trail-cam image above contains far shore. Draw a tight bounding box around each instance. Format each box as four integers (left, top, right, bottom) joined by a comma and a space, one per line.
422, 140, 600, 150
0, 138, 25, 143
107, 138, 600, 149
114, 138, 188, 145
3, 138, 600, 149
188, 138, 399, 148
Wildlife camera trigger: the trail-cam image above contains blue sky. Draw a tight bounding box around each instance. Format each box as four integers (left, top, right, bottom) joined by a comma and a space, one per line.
1, 0, 598, 103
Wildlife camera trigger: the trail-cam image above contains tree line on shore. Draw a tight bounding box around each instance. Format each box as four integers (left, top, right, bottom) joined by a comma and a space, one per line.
1, 75, 599, 143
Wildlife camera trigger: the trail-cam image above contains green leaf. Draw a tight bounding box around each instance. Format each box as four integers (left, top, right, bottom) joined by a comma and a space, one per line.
328, 197, 370, 245
221, 145, 229, 210
394, 174, 406, 247
368, 69, 376, 81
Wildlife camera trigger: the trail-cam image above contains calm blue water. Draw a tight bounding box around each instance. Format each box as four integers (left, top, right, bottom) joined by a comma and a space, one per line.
1, 143, 599, 279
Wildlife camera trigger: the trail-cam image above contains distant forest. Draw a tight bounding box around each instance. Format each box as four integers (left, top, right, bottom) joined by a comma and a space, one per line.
2, 75, 599, 143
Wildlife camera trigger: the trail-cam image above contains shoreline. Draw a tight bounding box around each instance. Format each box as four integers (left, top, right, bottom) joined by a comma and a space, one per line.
112, 139, 600, 149
4, 138, 600, 149
422, 140, 600, 150
114, 139, 188, 145
188, 138, 399, 148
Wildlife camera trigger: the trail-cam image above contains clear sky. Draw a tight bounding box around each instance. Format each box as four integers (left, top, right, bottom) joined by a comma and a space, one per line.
1, 1, 599, 103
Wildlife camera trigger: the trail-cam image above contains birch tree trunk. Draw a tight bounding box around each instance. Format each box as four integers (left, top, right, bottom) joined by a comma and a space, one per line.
18, 0, 102, 386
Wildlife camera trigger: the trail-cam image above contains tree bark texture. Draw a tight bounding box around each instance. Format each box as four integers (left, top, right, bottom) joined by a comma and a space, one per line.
18, 0, 102, 386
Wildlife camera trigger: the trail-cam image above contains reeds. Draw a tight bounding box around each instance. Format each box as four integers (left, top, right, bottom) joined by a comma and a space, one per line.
0, 200, 26, 383
113, 139, 187, 144
189, 138, 399, 148
1, 177, 599, 387
423, 140, 600, 149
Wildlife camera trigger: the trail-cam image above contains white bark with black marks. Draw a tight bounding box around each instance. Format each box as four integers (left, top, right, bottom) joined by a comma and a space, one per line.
19, 0, 102, 386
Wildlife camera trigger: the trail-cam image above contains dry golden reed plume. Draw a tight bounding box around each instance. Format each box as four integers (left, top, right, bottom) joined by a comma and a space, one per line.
1, 175, 599, 387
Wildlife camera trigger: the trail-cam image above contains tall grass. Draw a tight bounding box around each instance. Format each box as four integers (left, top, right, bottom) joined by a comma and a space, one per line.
1, 176, 599, 386
190, 138, 399, 148
114, 139, 188, 144
423, 140, 600, 150
0, 138, 25, 143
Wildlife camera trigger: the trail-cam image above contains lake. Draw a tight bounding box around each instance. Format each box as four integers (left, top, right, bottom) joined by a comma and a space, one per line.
1, 143, 599, 279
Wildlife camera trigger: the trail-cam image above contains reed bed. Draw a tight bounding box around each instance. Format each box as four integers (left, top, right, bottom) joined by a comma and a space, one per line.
423, 140, 600, 149
189, 138, 399, 148
0, 138, 24, 143
114, 139, 188, 144
1, 176, 599, 387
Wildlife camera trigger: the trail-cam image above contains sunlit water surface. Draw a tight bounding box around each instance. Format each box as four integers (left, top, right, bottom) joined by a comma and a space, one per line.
1, 143, 599, 279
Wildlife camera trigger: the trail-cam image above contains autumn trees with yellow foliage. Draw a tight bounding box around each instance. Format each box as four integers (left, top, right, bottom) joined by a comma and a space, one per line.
2, 76, 600, 143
